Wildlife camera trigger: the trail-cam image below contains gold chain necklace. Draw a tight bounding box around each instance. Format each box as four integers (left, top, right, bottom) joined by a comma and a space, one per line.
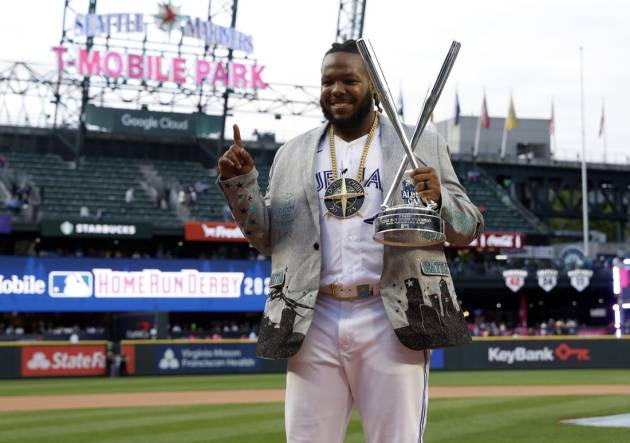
323, 115, 379, 218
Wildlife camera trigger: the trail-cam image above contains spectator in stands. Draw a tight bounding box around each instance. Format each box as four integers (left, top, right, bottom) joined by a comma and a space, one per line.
194, 181, 208, 193
467, 169, 480, 181
188, 186, 197, 205
79, 205, 90, 217
4, 195, 21, 213
125, 187, 134, 203
222, 203, 233, 221
0, 154, 5, 168
178, 189, 186, 206
155, 188, 169, 210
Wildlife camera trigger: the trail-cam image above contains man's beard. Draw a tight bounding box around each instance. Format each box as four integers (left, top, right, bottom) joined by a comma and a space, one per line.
321, 91, 373, 130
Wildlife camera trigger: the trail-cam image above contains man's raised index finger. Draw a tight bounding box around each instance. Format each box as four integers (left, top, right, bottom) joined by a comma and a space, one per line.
233, 124, 242, 147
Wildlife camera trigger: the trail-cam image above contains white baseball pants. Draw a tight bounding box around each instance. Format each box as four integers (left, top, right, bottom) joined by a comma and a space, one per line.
285, 294, 430, 443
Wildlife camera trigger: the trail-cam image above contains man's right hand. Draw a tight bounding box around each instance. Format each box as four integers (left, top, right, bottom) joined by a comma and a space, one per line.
218, 124, 254, 179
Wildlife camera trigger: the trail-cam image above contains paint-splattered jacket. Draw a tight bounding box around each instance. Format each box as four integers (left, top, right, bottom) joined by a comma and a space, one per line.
218, 118, 484, 359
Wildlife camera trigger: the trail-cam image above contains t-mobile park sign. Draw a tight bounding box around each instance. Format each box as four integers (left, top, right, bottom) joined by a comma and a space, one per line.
53, 46, 267, 90
53, 9, 266, 90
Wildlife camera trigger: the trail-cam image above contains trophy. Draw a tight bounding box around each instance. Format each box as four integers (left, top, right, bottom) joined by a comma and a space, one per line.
356, 39, 460, 247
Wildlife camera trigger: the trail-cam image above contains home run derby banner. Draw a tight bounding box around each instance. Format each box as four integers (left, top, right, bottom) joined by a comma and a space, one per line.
0, 256, 270, 312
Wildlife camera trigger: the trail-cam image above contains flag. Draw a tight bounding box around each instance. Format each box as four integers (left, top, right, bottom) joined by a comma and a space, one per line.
480, 94, 490, 129
549, 101, 555, 135
506, 96, 518, 130
599, 103, 605, 137
454, 93, 461, 125
397, 88, 404, 120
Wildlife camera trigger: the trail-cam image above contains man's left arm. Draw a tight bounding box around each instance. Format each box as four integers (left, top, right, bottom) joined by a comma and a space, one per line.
436, 135, 484, 245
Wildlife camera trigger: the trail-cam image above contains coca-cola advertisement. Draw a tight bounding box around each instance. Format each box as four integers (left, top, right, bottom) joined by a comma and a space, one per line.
21, 345, 107, 377
446, 231, 524, 249
185, 221, 247, 242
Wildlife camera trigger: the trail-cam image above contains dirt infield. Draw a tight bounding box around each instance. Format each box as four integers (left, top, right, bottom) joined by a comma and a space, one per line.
3, 385, 630, 412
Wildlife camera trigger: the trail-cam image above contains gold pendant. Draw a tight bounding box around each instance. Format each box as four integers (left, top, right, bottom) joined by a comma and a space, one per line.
323, 177, 365, 218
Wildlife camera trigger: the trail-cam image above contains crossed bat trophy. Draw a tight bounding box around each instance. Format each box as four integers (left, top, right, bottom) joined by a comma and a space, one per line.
355, 38, 460, 248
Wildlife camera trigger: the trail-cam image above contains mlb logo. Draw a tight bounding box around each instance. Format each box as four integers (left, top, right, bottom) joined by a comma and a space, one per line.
48, 272, 93, 297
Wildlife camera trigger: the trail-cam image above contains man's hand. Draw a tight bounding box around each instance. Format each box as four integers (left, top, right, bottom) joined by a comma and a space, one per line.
410, 166, 441, 207
218, 124, 254, 179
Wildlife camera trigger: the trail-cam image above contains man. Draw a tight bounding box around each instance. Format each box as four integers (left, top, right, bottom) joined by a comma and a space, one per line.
218, 40, 483, 443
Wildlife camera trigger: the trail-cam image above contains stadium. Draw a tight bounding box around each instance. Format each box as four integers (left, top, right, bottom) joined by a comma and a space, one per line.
0, 1, 629, 442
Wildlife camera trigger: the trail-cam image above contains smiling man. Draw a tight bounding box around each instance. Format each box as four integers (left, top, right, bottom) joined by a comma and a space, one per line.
218, 40, 483, 443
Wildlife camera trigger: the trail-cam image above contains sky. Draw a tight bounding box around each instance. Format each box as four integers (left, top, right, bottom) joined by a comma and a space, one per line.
0, 0, 628, 163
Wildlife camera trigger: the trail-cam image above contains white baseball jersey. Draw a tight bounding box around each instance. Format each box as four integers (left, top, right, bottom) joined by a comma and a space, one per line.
316, 128, 384, 288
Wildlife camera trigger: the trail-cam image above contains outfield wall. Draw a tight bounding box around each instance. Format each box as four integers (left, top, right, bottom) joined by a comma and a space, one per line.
2, 337, 630, 378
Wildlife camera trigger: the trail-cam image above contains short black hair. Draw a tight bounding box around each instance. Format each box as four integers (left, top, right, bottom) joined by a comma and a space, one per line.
324, 39, 359, 57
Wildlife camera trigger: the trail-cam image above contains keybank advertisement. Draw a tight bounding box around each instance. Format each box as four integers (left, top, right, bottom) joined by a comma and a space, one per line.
0, 256, 270, 312
444, 339, 630, 369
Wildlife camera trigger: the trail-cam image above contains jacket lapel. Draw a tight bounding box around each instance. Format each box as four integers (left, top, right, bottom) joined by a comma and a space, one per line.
380, 118, 405, 204
301, 123, 328, 234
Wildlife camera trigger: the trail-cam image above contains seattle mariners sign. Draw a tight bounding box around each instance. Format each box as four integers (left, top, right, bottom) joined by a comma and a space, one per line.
54, 4, 266, 91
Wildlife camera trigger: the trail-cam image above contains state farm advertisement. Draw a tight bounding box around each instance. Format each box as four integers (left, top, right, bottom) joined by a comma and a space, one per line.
185, 221, 247, 243
21, 345, 107, 377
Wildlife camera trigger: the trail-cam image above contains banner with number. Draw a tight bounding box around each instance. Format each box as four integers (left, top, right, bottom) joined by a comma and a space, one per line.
0, 256, 270, 312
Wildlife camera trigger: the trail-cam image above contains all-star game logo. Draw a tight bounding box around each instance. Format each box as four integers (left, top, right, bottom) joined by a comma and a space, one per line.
324, 177, 365, 218
401, 178, 421, 205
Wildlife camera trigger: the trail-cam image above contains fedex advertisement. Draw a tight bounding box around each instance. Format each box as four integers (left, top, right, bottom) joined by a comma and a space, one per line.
0, 256, 270, 312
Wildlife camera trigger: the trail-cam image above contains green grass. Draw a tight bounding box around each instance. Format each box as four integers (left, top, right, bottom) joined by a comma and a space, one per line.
0, 396, 628, 442
0, 371, 628, 442
0, 369, 628, 397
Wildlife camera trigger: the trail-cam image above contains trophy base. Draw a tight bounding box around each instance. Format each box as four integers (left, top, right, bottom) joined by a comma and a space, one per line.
373, 205, 445, 247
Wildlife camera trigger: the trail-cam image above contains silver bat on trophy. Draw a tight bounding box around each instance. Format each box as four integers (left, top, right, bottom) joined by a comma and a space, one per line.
356, 38, 460, 247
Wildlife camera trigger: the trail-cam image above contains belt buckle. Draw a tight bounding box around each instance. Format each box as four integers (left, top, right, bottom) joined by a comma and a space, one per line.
329, 284, 336, 298
357, 284, 370, 299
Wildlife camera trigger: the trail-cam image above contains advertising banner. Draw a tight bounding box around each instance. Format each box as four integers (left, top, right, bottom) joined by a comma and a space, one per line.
444, 339, 630, 370
0, 215, 11, 234
0, 256, 270, 312
21, 344, 107, 377
185, 221, 246, 242
127, 341, 287, 375
40, 219, 153, 239
446, 231, 524, 249
154, 343, 259, 374
85, 105, 223, 139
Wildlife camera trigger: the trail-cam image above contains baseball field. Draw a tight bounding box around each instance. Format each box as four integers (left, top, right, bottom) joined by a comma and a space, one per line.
0, 369, 629, 442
